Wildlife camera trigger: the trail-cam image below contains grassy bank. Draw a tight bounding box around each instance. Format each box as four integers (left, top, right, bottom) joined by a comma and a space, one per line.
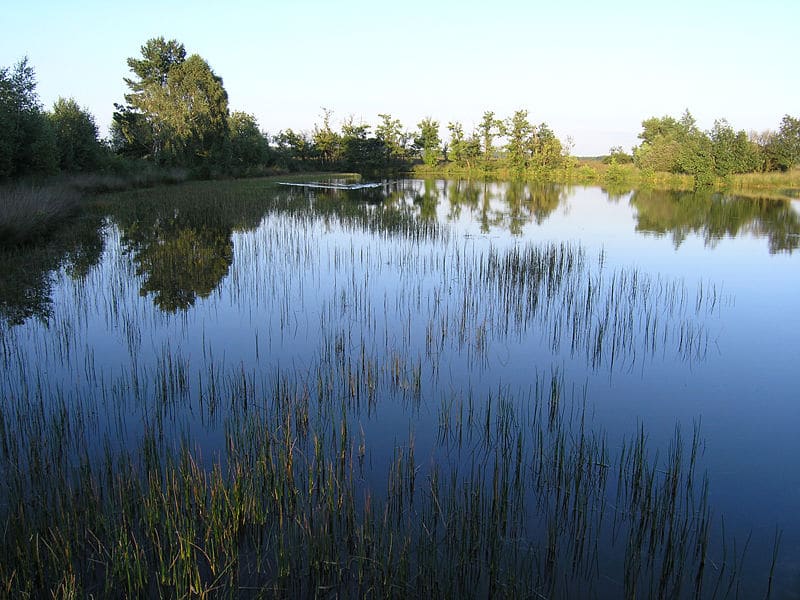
0, 167, 190, 248
411, 162, 800, 200
0, 170, 368, 249
0, 184, 81, 247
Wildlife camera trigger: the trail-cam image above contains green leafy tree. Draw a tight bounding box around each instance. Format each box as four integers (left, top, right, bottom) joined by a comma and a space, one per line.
709, 120, 737, 176
0, 57, 58, 179
708, 120, 760, 176
447, 121, 466, 167
634, 138, 681, 173
48, 98, 102, 172
414, 117, 441, 166
375, 113, 407, 166
769, 115, 800, 171
273, 129, 312, 168
505, 110, 534, 172
113, 38, 229, 169
478, 110, 504, 167
109, 104, 152, 158
603, 146, 633, 164
633, 110, 712, 181
530, 123, 563, 172
633, 114, 684, 173
154, 54, 230, 168
677, 133, 714, 186
113, 37, 186, 160
463, 133, 482, 170
341, 117, 385, 173
312, 108, 341, 167
229, 111, 268, 168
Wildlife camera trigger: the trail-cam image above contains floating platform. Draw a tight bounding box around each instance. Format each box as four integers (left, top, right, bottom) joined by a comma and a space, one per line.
278, 181, 390, 190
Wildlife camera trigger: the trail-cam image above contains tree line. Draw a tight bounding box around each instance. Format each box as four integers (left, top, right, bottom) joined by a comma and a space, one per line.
2, 36, 799, 184
624, 109, 800, 185
0, 58, 105, 179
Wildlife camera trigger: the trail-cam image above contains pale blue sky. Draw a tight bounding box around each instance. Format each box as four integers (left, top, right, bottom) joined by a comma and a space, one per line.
2, 0, 797, 155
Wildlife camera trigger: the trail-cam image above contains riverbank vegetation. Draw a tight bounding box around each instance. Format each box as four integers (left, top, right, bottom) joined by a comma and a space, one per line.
3, 36, 800, 248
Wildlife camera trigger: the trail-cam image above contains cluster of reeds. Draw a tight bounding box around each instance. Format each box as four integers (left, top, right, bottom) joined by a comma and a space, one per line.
0, 178, 776, 598
0, 351, 754, 598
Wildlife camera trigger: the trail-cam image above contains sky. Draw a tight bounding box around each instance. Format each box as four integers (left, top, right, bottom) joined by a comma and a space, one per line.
2, 0, 798, 156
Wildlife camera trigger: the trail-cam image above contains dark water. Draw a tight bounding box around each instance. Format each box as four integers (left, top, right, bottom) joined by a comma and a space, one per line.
1, 178, 798, 596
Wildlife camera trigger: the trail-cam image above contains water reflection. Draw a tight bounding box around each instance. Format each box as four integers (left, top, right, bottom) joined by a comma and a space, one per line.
1, 178, 797, 596
0, 214, 105, 325
279, 179, 800, 253
630, 189, 800, 253
3, 180, 799, 326
107, 186, 274, 313
133, 227, 233, 312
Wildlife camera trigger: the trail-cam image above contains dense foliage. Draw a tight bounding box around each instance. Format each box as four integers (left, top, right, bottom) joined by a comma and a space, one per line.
0, 58, 58, 179
2, 39, 800, 186
631, 110, 800, 186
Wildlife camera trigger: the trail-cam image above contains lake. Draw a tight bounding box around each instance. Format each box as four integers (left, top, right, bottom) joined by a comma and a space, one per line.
1, 178, 798, 597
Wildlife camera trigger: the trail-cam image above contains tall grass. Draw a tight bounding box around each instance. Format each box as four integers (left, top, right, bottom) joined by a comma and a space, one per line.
0, 184, 79, 246
0, 355, 741, 598
0, 177, 779, 598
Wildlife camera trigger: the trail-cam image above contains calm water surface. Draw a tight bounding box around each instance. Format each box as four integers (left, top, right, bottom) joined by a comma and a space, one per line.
1, 178, 798, 597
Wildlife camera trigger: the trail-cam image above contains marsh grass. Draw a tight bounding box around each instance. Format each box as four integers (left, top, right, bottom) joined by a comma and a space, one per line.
0, 178, 771, 598
417, 163, 800, 200
0, 184, 80, 246
0, 355, 742, 598
728, 168, 800, 194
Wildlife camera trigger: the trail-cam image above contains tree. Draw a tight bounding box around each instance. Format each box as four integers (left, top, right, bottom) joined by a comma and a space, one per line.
229, 111, 268, 168
530, 123, 563, 172
478, 110, 504, 166
770, 115, 800, 171
676, 129, 714, 186
603, 146, 633, 164
633, 111, 708, 177
340, 117, 384, 172
114, 38, 230, 169
709, 120, 760, 176
414, 117, 441, 166
109, 103, 152, 158
505, 110, 533, 172
273, 129, 312, 168
0, 57, 57, 179
155, 54, 230, 168
447, 121, 466, 167
312, 108, 341, 167
114, 37, 186, 160
49, 98, 102, 172
375, 113, 407, 166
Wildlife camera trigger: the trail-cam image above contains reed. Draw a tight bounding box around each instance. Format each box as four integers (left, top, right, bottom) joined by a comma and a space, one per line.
0, 177, 777, 598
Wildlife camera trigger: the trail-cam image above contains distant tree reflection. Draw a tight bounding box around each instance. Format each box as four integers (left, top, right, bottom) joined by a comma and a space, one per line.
629, 189, 800, 253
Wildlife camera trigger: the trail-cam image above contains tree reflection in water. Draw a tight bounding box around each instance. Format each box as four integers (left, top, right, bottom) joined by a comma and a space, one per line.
630, 189, 800, 253
0, 214, 105, 325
